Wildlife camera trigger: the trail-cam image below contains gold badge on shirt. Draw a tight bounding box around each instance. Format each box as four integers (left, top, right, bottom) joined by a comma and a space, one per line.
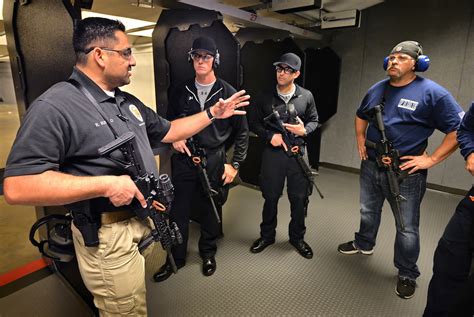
129, 104, 143, 122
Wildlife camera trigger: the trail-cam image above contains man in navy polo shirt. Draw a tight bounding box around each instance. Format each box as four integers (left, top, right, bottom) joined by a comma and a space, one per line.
337, 41, 464, 299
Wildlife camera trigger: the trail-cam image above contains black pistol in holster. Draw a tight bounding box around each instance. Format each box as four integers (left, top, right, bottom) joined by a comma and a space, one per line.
263, 104, 324, 199
186, 136, 222, 224
98, 132, 183, 273
71, 204, 101, 247
364, 103, 407, 230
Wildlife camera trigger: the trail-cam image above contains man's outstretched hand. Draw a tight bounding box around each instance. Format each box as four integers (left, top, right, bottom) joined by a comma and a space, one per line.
211, 90, 250, 119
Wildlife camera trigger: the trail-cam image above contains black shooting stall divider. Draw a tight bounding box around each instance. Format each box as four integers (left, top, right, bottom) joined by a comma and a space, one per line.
152, 9, 240, 118
3, 0, 96, 313
303, 47, 341, 170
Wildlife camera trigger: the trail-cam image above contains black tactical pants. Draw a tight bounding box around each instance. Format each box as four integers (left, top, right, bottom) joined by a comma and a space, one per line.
259, 146, 311, 242
169, 149, 227, 265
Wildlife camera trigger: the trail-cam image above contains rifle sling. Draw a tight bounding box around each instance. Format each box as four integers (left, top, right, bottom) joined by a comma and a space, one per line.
69, 79, 120, 139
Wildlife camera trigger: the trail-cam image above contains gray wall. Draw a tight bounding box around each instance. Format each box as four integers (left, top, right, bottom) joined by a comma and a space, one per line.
322, 0, 474, 190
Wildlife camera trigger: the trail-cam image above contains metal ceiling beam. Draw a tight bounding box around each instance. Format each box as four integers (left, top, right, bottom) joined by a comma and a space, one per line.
176, 0, 322, 40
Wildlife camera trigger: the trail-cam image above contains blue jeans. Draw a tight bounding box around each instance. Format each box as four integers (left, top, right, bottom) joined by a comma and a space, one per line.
354, 159, 427, 280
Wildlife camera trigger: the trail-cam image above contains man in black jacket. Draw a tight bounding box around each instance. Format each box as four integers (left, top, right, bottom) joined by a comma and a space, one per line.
249, 53, 318, 259
153, 37, 249, 281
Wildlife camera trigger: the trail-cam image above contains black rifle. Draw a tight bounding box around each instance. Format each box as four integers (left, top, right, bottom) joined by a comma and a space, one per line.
98, 132, 183, 273
364, 104, 407, 230
263, 104, 324, 199
186, 137, 221, 223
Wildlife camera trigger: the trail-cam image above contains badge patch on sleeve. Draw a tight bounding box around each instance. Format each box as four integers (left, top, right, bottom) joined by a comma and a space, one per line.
129, 104, 143, 122
397, 98, 419, 111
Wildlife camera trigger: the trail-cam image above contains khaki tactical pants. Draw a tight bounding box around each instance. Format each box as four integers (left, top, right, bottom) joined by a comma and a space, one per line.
72, 218, 154, 316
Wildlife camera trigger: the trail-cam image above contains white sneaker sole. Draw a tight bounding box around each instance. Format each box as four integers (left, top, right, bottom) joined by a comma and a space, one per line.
338, 243, 374, 255
338, 249, 374, 255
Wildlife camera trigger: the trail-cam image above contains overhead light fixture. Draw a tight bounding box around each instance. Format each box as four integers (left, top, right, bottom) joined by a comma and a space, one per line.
81, 11, 155, 37
130, 0, 154, 8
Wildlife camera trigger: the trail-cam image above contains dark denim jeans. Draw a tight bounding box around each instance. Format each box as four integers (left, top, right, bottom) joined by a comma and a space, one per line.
354, 159, 427, 280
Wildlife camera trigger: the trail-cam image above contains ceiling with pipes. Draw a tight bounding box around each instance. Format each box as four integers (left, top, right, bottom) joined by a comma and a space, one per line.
0, 0, 384, 60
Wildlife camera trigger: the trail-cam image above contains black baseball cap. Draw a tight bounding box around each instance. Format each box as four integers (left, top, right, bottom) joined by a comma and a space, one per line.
190, 36, 217, 56
390, 41, 423, 59
273, 53, 301, 71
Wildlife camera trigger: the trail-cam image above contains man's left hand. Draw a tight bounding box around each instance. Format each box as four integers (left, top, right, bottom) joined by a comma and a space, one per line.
400, 151, 436, 174
283, 117, 306, 136
211, 90, 250, 119
222, 164, 238, 185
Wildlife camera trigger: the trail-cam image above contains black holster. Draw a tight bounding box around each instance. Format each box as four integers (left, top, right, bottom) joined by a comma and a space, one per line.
72, 212, 100, 247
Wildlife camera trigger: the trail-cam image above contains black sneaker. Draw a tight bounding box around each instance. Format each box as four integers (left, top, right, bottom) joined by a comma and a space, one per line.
337, 241, 374, 255
396, 277, 416, 299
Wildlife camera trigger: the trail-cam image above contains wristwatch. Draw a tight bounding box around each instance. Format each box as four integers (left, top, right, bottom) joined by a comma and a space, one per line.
206, 107, 216, 122
231, 162, 240, 170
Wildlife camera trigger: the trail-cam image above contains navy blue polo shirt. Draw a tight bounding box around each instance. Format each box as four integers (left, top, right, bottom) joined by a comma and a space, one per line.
357, 77, 464, 157
5, 67, 171, 211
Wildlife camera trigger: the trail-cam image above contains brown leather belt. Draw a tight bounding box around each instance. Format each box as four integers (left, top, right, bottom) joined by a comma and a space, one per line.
101, 210, 136, 224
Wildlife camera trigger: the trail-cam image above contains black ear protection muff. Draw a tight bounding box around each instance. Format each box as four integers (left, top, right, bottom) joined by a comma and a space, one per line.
188, 49, 220, 69
383, 41, 430, 72
29, 214, 75, 262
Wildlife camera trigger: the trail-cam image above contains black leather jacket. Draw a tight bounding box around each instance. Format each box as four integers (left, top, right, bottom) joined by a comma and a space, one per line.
168, 78, 249, 164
